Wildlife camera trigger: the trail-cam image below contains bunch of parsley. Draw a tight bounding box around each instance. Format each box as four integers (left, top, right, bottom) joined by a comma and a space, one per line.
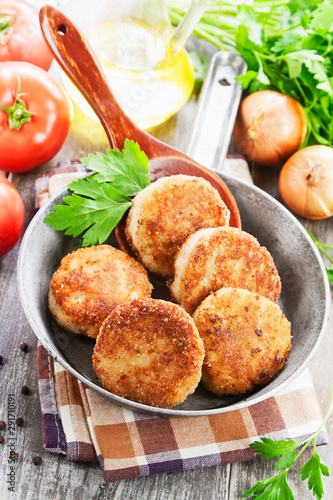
234, 0, 333, 148
169, 0, 333, 147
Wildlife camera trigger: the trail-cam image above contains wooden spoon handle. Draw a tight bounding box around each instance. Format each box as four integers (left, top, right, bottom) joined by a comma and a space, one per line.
39, 5, 172, 157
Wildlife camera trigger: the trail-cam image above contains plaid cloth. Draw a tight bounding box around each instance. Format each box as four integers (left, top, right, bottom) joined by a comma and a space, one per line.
35, 160, 87, 209
35, 158, 328, 482
37, 344, 327, 482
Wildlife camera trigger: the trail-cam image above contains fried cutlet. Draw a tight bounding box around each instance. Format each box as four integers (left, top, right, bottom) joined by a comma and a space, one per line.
170, 226, 281, 314
93, 298, 205, 408
193, 287, 292, 396
49, 245, 152, 338
125, 174, 230, 279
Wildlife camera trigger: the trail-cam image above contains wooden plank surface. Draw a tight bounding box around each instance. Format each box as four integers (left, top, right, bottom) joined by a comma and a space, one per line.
0, 18, 333, 500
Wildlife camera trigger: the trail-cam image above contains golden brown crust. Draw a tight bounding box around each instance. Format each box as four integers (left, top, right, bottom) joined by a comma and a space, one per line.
125, 175, 230, 278
193, 288, 291, 396
170, 226, 281, 314
48, 245, 152, 338
93, 298, 205, 408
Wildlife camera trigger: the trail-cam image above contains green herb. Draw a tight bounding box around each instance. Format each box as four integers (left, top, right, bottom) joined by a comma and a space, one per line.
189, 51, 209, 93
44, 139, 150, 246
306, 229, 333, 283
168, 0, 333, 147
82, 140, 150, 196
233, 1, 333, 148
242, 382, 333, 499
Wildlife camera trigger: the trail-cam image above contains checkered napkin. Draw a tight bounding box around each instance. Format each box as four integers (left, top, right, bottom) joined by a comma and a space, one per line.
35, 158, 328, 482
36, 345, 327, 482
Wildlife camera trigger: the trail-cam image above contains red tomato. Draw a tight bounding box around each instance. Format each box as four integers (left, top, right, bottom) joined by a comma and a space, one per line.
0, 0, 53, 71
0, 173, 25, 257
0, 61, 73, 173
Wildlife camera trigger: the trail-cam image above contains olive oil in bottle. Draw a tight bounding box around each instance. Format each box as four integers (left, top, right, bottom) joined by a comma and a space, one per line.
63, 18, 194, 129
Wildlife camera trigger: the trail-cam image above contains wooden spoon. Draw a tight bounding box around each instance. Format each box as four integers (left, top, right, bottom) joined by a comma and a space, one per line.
39, 6, 241, 256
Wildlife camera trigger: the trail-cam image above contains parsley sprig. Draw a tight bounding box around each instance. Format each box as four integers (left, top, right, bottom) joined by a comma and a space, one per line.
306, 229, 333, 283
44, 139, 151, 246
242, 382, 333, 500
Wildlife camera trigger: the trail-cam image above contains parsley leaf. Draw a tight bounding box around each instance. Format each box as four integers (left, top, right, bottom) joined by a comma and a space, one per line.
81, 138, 150, 197
250, 438, 299, 470
237, 4, 264, 48
284, 50, 324, 80
241, 470, 294, 500
310, 3, 333, 31
44, 140, 150, 246
45, 177, 132, 246
236, 70, 258, 89
300, 453, 330, 500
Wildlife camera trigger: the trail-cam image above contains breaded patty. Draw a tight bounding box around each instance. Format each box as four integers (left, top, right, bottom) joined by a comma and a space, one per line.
93, 298, 205, 409
193, 288, 291, 396
170, 226, 281, 314
125, 174, 230, 279
49, 245, 152, 339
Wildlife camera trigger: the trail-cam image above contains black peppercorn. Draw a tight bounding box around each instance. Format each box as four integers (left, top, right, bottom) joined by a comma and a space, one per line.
21, 386, 30, 395
0, 435, 4, 444
15, 418, 24, 427
0, 421, 5, 430
20, 343, 29, 353
0, 355, 3, 365
32, 456, 42, 466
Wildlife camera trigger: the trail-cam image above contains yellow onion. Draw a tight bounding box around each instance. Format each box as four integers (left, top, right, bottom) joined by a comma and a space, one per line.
233, 90, 307, 167
279, 145, 333, 219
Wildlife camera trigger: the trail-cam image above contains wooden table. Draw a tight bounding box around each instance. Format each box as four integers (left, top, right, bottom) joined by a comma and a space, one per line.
1, 40, 333, 500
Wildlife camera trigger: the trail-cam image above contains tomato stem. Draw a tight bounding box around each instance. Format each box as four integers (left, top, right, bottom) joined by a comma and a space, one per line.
0, 10, 15, 45
0, 79, 32, 131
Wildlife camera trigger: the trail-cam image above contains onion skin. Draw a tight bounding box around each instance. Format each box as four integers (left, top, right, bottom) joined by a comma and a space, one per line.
233, 90, 307, 167
279, 145, 333, 220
